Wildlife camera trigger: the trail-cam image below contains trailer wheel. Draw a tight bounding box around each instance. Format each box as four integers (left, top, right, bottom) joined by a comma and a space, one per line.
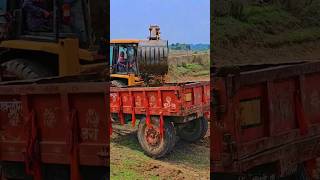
1, 59, 54, 80
178, 117, 208, 142
137, 117, 176, 158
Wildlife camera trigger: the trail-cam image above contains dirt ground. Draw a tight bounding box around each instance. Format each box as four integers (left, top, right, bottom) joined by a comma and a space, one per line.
110, 123, 210, 180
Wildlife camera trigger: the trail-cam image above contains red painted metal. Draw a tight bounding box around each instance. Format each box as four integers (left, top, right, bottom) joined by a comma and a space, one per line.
111, 82, 210, 145
0, 82, 108, 178
212, 61, 320, 176
110, 82, 210, 126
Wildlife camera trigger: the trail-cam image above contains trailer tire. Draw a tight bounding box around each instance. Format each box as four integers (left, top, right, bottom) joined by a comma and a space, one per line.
178, 117, 208, 142
137, 117, 176, 158
2, 59, 54, 80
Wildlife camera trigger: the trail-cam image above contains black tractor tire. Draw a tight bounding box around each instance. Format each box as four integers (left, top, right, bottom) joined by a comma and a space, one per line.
2, 59, 54, 80
178, 117, 208, 142
137, 117, 176, 158
111, 80, 127, 88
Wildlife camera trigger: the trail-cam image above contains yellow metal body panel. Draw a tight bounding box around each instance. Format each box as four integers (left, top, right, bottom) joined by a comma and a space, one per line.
185, 93, 192, 102
0, 40, 95, 61
0, 39, 98, 76
110, 39, 140, 44
239, 99, 261, 127
0, 40, 60, 54
58, 39, 81, 76
79, 49, 95, 61
111, 74, 142, 86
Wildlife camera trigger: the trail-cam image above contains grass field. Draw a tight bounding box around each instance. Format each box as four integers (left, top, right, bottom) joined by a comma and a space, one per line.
213, 1, 320, 66
110, 124, 210, 180
167, 52, 210, 82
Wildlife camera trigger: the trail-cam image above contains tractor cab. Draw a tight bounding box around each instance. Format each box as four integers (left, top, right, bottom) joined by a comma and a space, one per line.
110, 25, 169, 87
110, 40, 139, 74
110, 39, 143, 87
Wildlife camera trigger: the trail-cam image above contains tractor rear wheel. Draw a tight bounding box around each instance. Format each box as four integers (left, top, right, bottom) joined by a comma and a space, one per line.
1, 59, 54, 80
137, 117, 176, 158
178, 117, 208, 142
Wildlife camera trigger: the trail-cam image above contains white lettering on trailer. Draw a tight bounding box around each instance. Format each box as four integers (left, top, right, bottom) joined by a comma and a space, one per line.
136, 96, 142, 106
149, 95, 156, 107
0, 101, 22, 127
81, 109, 100, 141
164, 96, 176, 109
81, 128, 99, 141
110, 93, 117, 102
43, 108, 58, 128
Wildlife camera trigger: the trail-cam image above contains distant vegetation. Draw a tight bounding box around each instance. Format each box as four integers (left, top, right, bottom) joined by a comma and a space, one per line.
169, 43, 210, 52
212, 0, 320, 48
211, 0, 320, 66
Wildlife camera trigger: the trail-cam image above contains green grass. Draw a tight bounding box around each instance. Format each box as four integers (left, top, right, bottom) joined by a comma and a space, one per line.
110, 125, 210, 179
215, 16, 253, 44
110, 142, 159, 180
214, 4, 320, 48
170, 63, 210, 77
244, 5, 300, 31
264, 27, 320, 47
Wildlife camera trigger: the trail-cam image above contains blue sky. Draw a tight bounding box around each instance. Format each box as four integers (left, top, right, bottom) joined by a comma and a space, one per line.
110, 0, 210, 44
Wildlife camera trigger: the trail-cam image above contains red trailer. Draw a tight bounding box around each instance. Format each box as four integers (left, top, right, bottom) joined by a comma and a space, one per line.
212, 61, 320, 179
0, 77, 108, 180
110, 81, 210, 158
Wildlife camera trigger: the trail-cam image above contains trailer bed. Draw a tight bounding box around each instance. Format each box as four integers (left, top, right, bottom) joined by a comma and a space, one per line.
212, 61, 320, 177
110, 82, 210, 121
0, 79, 109, 179
110, 81, 210, 158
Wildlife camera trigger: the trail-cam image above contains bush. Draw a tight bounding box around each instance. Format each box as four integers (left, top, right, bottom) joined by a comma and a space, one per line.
214, 0, 245, 20
299, 0, 320, 26
274, 0, 313, 11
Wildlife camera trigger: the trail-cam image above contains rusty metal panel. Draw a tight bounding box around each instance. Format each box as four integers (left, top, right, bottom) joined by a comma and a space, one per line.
69, 93, 107, 166
212, 61, 320, 174
303, 73, 320, 125
0, 83, 108, 167
271, 79, 297, 135
235, 84, 266, 146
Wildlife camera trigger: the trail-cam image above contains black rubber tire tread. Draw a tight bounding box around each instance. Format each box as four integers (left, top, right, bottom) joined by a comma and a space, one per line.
199, 117, 209, 141
2, 59, 54, 80
111, 80, 127, 87
178, 117, 208, 142
137, 117, 176, 158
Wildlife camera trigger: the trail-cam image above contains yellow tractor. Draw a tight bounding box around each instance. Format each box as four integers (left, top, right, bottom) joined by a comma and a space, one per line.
0, 0, 107, 81
110, 25, 169, 87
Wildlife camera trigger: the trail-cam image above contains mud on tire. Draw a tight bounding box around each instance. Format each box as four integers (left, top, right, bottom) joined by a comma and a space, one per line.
137, 116, 177, 158
178, 117, 208, 142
